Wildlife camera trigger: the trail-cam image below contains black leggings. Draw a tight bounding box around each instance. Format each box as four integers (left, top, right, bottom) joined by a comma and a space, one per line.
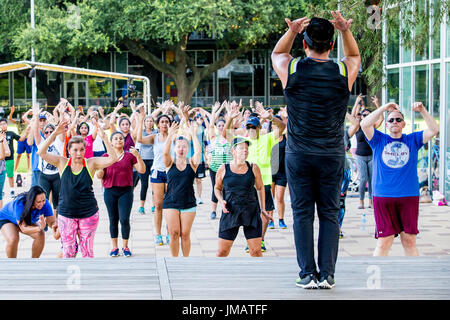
210, 169, 218, 203
38, 173, 61, 209
139, 159, 153, 201
104, 186, 133, 239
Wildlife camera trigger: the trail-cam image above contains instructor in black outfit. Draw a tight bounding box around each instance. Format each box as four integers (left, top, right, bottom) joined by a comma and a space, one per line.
271, 12, 360, 289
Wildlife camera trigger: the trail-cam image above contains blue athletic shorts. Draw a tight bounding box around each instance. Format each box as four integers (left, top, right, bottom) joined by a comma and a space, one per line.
150, 169, 168, 184
17, 140, 32, 154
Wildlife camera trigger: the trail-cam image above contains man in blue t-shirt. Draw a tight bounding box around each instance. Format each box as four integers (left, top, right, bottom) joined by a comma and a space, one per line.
361, 102, 439, 257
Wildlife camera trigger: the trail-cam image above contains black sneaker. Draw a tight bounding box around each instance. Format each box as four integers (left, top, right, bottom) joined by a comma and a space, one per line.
295, 274, 318, 289
318, 275, 336, 289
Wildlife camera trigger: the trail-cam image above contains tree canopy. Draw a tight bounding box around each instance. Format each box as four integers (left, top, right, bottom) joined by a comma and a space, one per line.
1, 0, 449, 104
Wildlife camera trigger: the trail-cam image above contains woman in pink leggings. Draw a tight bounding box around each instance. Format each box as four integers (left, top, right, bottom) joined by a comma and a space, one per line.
38, 119, 117, 258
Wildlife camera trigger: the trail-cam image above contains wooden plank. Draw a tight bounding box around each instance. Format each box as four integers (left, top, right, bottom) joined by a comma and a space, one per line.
156, 257, 171, 300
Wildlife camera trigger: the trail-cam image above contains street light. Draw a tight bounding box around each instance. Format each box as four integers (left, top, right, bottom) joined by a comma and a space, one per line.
30, 0, 37, 109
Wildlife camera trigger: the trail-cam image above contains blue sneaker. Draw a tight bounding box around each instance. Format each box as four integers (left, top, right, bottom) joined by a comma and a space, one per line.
261, 240, 267, 252
245, 245, 249, 253
279, 220, 287, 229
166, 234, 170, 245
122, 247, 132, 257
151, 206, 155, 213
155, 235, 163, 246
268, 221, 275, 229
210, 211, 216, 219
138, 207, 145, 215
110, 248, 119, 257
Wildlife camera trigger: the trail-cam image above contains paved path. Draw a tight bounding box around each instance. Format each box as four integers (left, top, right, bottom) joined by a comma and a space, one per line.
1, 171, 450, 259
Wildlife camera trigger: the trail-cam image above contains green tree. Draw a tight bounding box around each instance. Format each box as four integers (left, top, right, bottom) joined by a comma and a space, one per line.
9, 0, 304, 105
301, 0, 450, 95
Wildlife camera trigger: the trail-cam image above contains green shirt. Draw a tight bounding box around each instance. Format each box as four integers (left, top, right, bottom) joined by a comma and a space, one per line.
209, 137, 232, 172
247, 131, 279, 186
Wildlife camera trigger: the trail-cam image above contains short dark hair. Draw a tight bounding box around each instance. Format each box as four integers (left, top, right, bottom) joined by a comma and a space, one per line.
0, 118, 7, 124
67, 136, 86, 150
304, 17, 335, 53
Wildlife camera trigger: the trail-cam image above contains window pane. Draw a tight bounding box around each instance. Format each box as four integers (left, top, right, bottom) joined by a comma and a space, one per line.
387, 18, 400, 65
0, 74, 8, 107
218, 78, 229, 102
89, 53, 111, 72
447, 24, 450, 57
253, 50, 265, 65
386, 68, 399, 102
401, 67, 412, 133
430, 64, 440, 191
445, 63, 450, 199
414, 0, 429, 61
230, 55, 253, 97
414, 65, 428, 131
89, 79, 112, 106
115, 52, 128, 74
196, 51, 213, 65
254, 65, 265, 97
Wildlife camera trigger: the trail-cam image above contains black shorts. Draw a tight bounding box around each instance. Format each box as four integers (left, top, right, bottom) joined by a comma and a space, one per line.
264, 185, 275, 211
196, 162, 206, 179
272, 172, 287, 187
219, 224, 262, 241
0, 219, 13, 230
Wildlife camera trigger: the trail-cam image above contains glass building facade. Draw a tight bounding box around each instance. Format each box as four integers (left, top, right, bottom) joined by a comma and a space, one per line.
383, 2, 449, 200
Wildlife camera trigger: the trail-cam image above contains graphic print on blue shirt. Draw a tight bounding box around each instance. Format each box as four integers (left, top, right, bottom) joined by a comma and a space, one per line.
367, 130, 424, 198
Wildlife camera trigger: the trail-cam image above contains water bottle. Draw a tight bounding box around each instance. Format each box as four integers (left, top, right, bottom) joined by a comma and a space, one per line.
361, 213, 367, 232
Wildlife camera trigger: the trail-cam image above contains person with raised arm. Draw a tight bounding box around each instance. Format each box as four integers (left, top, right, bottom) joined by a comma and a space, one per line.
162, 118, 201, 257
37, 119, 118, 258
215, 137, 271, 257
360, 102, 439, 257
271, 11, 360, 289
96, 131, 145, 257
136, 107, 172, 246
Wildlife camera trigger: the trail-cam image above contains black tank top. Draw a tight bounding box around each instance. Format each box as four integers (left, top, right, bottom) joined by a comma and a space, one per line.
284, 57, 350, 155
219, 162, 261, 232
58, 158, 99, 219
355, 128, 372, 156
162, 162, 197, 210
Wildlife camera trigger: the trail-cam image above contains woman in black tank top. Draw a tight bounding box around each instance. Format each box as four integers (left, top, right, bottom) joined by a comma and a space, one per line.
37, 119, 118, 258
162, 117, 202, 257
214, 137, 272, 257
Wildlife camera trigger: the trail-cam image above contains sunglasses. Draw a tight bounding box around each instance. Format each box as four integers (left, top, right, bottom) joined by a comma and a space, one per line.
44, 130, 54, 134
246, 125, 257, 130
387, 118, 404, 123
361, 113, 370, 117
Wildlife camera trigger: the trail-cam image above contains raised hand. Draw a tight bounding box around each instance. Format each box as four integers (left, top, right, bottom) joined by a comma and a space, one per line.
168, 121, 180, 136
55, 119, 70, 135
129, 146, 140, 158
285, 17, 310, 34
255, 102, 270, 119
330, 11, 353, 32
383, 102, 400, 113
412, 102, 425, 113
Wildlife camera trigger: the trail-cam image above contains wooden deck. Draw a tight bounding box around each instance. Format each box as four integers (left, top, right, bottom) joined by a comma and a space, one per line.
0, 256, 449, 300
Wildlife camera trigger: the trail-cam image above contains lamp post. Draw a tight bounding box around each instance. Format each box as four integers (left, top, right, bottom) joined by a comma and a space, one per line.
30, 0, 37, 109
